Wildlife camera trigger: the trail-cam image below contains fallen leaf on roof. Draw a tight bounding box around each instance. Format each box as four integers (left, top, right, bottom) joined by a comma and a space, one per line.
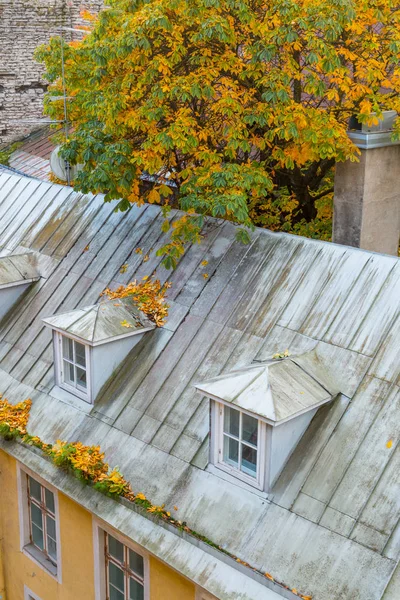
272, 349, 291, 359
265, 573, 274, 581
202, 273, 209, 279
386, 440, 393, 448
120, 320, 133, 328
201, 259, 208, 267
135, 247, 143, 254
143, 254, 150, 262
83, 244, 90, 252
120, 263, 128, 273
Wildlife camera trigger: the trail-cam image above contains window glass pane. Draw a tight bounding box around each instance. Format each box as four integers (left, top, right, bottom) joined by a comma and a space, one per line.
241, 445, 257, 477
63, 360, 75, 385
130, 578, 144, 600
129, 549, 144, 578
75, 342, 86, 367
30, 503, 43, 528
109, 562, 125, 592
45, 488, 55, 513
109, 585, 125, 600
46, 515, 56, 540
223, 406, 239, 437
47, 535, 57, 562
29, 477, 41, 502
223, 435, 239, 468
62, 336, 74, 361
242, 413, 258, 447
108, 535, 124, 563
32, 523, 44, 550
76, 367, 87, 389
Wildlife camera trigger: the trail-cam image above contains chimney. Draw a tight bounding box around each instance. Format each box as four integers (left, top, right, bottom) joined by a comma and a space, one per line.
333, 111, 400, 255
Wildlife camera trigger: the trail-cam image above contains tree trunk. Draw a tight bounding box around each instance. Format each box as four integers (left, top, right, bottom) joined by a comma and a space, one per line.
292, 185, 318, 222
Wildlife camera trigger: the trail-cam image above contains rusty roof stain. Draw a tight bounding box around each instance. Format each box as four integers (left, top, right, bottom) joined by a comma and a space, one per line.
6, 126, 54, 180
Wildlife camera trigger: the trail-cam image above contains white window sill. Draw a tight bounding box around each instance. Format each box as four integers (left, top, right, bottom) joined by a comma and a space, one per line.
23, 543, 58, 579
206, 464, 270, 500
49, 385, 93, 413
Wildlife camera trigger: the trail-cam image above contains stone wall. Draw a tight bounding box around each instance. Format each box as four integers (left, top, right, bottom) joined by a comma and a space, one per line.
0, 0, 103, 145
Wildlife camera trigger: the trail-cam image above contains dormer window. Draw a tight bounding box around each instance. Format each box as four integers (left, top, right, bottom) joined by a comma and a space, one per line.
58, 334, 90, 400
0, 253, 40, 321
43, 298, 155, 405
196, 353, 339, 492
216, 405, 266, 489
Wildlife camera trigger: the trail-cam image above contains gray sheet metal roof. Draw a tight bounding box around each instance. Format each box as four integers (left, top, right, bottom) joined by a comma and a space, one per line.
194, 357, 335, 424
42, 298, 155, 345
0, 252, 40, 288
0, 172, 399, 600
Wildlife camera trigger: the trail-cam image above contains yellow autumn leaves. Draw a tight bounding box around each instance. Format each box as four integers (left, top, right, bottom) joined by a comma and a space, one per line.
103, 277, 171, 327
0, 396, 32, 438
0, 394, 319, 597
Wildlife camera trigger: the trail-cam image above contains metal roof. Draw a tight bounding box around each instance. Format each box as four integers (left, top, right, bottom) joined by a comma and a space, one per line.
7, 126, 53, 180
0, 252, 40, 288
0, 172, 399, 600
42, 298, 155, 345
195, 357, 335, 424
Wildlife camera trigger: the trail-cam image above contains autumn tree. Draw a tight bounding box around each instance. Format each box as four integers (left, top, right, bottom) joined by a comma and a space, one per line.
36, 0, 400, 266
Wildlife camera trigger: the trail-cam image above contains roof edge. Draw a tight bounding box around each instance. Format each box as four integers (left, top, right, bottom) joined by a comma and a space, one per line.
42, 321, 156, 346
2, 439, 287, 600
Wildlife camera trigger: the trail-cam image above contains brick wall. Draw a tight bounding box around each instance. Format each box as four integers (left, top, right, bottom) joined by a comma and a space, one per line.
0, 0, 103, 145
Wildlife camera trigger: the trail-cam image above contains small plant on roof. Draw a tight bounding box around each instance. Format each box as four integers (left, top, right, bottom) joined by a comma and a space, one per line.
0, 391, 312, 598
103, 276, 171, 327
50, 440, 109, 483
272, 349, 291, 360
0, 396, 32, 441
95, 468, 133, 498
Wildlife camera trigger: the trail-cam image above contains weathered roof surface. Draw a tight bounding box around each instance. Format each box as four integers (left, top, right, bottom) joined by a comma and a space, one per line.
42, 297, 155, 345
0, 252, 40, 287
7, 127, 53, 180
0, 172, 399, 600
195, 356, 335, 424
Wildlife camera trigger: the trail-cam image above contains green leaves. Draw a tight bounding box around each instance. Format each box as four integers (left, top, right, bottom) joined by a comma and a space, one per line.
36, 0, 400, 266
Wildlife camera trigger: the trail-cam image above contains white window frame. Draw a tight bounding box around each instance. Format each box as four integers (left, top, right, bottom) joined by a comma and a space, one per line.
93, 519, 150, 600
211, 401, 267, 491
24, 586, 42, 600
54, 331, 92, 403
17, 463, 62, 582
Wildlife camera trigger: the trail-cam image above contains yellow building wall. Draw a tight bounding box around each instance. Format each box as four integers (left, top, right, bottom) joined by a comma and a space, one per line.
149, 557, 196, 599
0, 450, 196, 600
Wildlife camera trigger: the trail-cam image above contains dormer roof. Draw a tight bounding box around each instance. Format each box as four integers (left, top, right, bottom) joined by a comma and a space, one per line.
195, 356, 338, 425
0, 253, 40, 289
42, 297, 155, 346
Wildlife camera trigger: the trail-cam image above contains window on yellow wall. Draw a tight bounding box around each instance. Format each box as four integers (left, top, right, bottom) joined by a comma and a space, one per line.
105, 532, 145, 600
24, 586, 42, 600
93, 522, 149, 600
17, 464, 62, 582
27, 475, 57, 564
